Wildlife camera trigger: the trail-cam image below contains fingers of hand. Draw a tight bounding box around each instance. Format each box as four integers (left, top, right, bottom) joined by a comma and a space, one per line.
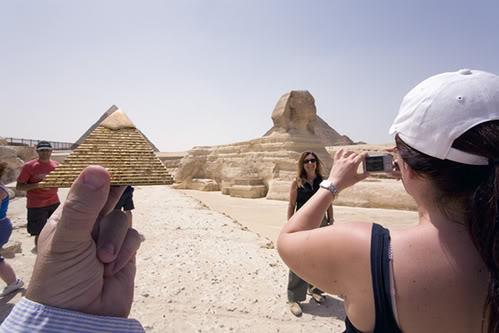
104, 228, 143, 277
92, 186, 127, 240
353, 152, 367, 164
54, 166, 111, 244
100, 186, 127, 218
356, 153, 370, 179
101, 256, 137, 317
356, 171, 370, 181
97, 210, 130, 263
334, 148, 344, 160
343, 151, 354, 159
335, 150, 364, 163
330, 150, 369, 190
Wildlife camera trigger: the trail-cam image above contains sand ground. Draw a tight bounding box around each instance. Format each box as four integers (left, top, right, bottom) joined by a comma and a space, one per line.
0, 186, 417, 332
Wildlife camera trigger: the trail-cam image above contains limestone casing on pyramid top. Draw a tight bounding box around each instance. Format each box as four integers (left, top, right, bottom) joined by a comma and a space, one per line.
39, 107, 173, 188
71, 105, 160, 151
100, 109, 135, 130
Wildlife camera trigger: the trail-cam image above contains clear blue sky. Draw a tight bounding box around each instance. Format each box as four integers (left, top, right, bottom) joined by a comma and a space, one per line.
1, 0, 498, 151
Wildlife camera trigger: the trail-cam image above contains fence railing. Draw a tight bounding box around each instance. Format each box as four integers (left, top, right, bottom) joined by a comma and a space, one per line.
4, 137, 74, 150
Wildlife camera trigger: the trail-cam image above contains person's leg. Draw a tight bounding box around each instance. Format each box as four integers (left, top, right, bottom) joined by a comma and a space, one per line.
0, 258, 23, 296
0, 259, 16, 286
308, 285, 325, 303
27, 207, 43, 247
122, 198, 134, 228
124, 210, 132, 228
305, 217, 330, 304
0, 219, 15, 284
46, 203, 60, 218
33, 203, 59, 247
287, 270, 308, 316
26, 208, 34, 239
287, 270, 308, 302
0, 219, 23, 295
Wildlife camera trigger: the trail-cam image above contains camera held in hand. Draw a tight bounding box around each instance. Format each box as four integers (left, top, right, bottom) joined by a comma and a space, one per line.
363, 154, 394, 172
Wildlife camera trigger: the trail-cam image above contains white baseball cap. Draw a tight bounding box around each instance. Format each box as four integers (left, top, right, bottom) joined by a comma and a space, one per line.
389, 69, 499, 165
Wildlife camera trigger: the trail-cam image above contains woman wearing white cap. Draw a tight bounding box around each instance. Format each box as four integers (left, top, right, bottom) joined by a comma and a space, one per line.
277, 69, 499, 333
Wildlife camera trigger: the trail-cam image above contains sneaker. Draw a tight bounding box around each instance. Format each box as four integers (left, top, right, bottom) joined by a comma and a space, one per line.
311, 292, 325, 304
289, 302, 302, 317
1, 279, 24, 297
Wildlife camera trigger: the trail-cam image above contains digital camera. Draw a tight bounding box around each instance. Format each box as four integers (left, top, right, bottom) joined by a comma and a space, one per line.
363, 154, 393, 172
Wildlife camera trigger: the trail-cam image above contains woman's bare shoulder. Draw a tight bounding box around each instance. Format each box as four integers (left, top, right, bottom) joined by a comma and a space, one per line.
331, 221, 374, 238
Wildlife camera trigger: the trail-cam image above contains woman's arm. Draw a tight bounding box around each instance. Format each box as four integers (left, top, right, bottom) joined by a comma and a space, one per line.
326, 204, 333, 224
0, 189, 6, 201
287, 180, 298, 221
16, 182, 39, 192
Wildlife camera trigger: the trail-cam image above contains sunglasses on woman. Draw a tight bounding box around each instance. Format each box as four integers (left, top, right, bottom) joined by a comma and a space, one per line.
304, 158, 317, 164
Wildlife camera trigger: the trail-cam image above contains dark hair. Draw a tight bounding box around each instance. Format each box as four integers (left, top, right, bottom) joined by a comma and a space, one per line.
295, 151, 324, 187
396, 120, 499, 333
0, 162, 7, 179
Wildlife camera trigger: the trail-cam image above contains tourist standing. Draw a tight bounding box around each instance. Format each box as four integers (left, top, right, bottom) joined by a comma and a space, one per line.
278, 69, 499, 332
286, 151, 333, 316
16, 141, 60, 247
0, 162, 24, 297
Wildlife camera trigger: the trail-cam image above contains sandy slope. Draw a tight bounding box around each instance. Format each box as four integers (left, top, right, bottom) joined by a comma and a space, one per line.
1, 186, 353, 332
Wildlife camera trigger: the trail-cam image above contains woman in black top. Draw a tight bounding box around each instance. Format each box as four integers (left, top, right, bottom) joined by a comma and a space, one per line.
286, 151, 333, 317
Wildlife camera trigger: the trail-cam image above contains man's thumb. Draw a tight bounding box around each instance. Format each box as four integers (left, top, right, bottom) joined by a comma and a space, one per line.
52, 166, 111, 244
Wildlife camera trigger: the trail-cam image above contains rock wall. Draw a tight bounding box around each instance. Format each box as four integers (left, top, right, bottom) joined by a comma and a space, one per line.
156, 152, 187, 176
174, 132, 331, 196
0, 145, 36, 184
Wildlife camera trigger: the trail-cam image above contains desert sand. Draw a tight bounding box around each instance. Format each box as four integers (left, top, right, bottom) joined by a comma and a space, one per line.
0, 185, 417, 332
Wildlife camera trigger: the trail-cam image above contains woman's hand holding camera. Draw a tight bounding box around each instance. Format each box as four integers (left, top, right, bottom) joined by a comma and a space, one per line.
328, 149, 369, 193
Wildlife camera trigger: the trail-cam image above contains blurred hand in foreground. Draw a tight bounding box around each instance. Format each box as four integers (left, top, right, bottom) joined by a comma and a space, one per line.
26, 166, 143, 317
328, 149, 369, 192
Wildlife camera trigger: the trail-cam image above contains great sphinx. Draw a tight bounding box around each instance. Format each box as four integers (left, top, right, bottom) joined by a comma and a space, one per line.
174, 90, 345, 199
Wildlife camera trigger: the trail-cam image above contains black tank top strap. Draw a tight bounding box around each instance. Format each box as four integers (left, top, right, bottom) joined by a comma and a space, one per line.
370, 223, 402, 332
343, 224, 402, 333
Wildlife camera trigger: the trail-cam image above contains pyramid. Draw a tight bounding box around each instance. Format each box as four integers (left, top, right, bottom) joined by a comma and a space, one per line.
40, 108, 173, 187
71, 105, 160, 151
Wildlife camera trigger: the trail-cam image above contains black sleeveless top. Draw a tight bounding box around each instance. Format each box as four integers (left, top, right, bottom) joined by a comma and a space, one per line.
296, 175, 323, 211
344, 223, 402, 333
